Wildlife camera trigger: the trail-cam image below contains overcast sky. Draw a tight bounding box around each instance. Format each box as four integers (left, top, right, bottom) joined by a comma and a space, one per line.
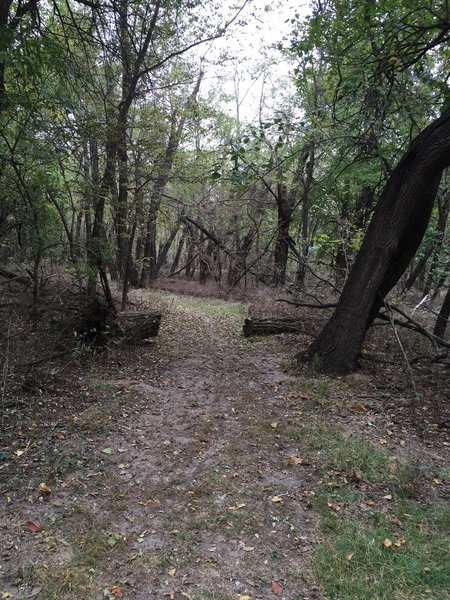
194, 0, 310, 124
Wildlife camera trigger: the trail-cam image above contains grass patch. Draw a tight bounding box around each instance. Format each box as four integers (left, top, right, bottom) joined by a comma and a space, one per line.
165, 293, 246, 315
289, 422, 391, 484
301, 378, 333, 412
314, 500, 450, 600
295, 424, 450, 599
283, 419, 450, 598
39, 445, 85, 478
72, 522, 126, 567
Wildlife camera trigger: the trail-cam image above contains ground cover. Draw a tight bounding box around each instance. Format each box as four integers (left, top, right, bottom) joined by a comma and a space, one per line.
0, 289, 448, 600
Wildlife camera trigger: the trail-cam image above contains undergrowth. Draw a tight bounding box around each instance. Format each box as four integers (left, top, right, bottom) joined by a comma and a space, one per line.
315, 500, 450, 600
290, 419, 450, 600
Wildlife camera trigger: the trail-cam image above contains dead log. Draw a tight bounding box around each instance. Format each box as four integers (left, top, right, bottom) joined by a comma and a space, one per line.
117, 311, 162, 342
243, 317, 313, 338
0, 267, 30, 286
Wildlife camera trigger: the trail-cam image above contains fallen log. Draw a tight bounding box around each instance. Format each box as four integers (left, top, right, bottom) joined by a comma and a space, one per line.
118, 311, 162, 342
0, 268, 30, 286
243, 317, 313, 338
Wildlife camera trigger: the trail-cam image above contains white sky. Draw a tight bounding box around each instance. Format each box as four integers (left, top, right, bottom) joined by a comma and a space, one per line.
195, 0, 311, 125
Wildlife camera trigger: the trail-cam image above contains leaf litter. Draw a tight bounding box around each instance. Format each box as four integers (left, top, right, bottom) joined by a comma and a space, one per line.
0, 288, 448, 599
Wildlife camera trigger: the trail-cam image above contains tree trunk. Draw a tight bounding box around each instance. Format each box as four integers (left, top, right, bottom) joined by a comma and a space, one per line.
185, 227, 198, 279
140, 72, 203, 286
304, 108, 450, 374
433, 284, 450, 339
199, 240, 214, 283
431, 260, 450, 301
155, 223, 180, 277
296, 142, 315, 288
170, 229, 186, 274
117, 311, 162, 341
272, 183, 293, 286
422, 191, 450, 296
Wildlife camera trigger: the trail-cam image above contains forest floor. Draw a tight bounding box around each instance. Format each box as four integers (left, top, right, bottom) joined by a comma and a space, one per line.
0, 287, 449, 600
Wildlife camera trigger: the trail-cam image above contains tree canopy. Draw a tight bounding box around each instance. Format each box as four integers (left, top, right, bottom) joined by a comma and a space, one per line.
1, 0, 450, 364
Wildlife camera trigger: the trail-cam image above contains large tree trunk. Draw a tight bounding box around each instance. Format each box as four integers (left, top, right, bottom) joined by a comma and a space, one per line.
304, 108, 450, 374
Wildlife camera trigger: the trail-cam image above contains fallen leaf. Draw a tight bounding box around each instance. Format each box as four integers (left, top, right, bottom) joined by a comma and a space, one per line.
271, 580, 283, 595
270, 422, 278, 429
346, 553, 354, 561
383, 538, 393, 548
433, 478, 442, 485
394, 539, 406, 547
54, 433, 65, 440
346, 468, 361, 483
2, 592, 12, 599
111, 585, 123, 597
14, 449, 25, 457
238, 596, 251, 600
39, 483, 52, 495
102, 448, 113, 455
27, 519, 43, 533
379, 438, 387, 445
243, 546, 254, 552
289, 455, 309, 465
228, 503, 246, 510
271, 495, 283, 503
383, 494, 393, 500
168, 568, 176, 577
327, 502, 341, 512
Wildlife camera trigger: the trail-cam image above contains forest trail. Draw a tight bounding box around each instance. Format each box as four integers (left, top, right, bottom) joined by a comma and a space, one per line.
100, 294, 322, 599
1, 292, 323, 600
1, 291, 449, 600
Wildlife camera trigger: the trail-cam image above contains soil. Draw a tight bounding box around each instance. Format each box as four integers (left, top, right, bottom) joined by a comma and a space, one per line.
0, 287, 448, 600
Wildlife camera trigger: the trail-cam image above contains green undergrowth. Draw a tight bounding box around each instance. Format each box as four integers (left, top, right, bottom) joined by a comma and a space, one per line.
289, 419, 449, 600
315, 500, 450, 600
160, 292, 246, 315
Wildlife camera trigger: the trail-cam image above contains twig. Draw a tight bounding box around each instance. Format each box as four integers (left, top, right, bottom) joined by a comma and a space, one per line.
384, 301, 418, 423
375, 306, 450, 351
167, 253, 199, 278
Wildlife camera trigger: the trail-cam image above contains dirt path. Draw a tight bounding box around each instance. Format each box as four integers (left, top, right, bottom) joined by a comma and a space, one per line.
1, 295, 322, 600
2, 292, 448, 600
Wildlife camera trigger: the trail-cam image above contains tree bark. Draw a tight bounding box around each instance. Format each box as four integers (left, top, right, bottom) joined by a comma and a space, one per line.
170, 229, 186, 274
304, 108, 450, 374
272, 183, 294, 286
433, 284, 450, 339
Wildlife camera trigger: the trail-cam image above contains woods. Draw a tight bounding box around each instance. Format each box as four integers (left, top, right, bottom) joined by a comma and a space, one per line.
1, 0, 450, 369
1, 3, 450, 600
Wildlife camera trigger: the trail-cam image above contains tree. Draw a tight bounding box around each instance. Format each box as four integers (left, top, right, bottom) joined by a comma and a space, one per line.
304, 108, 450, 373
